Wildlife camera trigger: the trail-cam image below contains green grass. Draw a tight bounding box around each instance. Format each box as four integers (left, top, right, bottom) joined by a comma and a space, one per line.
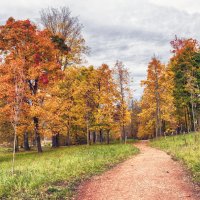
0, 143, 139, 199
151, 132, 200, 183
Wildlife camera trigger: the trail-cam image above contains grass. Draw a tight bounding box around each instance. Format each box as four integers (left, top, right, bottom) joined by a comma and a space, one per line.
151, 132, 200, 183
0, 142, 139, 199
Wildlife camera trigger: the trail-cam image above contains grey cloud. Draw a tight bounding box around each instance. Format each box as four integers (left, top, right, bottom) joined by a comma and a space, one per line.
1, 0, 200, 99
87, 25, 166, 41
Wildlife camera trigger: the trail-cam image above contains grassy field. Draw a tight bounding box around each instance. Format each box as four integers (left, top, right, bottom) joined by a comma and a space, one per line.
0, 143, 138, 199
151, 132, 200, 183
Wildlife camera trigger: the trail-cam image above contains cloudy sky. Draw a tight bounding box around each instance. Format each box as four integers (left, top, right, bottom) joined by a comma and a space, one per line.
1, 0, 200, 98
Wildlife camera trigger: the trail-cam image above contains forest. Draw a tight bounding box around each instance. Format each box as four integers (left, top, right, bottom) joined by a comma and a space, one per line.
0, 8, 132, 152
0, 8, 199, 153
138, 37, 200, 139
0, 5, 199, 200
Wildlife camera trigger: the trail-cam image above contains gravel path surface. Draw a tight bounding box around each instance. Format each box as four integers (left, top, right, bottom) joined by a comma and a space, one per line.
76, 141, 199, 200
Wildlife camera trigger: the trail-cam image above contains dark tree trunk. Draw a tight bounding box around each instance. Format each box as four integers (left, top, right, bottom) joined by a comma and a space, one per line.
184, 107, 188, 133
56, 133, 59, 147
66, 130, 70, 146
190, 93, 196, 132
162, 120, 166, 135
52, 133, 59, 147
99, 129, 103, 143
88, 130, 91, 144
93, 131, 96, 144
154, 65, 162, 138
122, 125, 126, 143
32, 137, 36, 146
52, 134, 57, 147
29, 80, 42, 152
15, 135, 19, 152
86, 120, 90, 145
187, 106, 192, 132
106, 130, 110, 144
75, 125, 78, 144
33, 117, 42, 153
96, 132, 98, 142
24, 132, 30, 151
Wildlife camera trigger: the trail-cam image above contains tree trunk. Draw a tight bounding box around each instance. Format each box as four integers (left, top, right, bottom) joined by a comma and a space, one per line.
122, 124, 126, 143
52, 133, 59, 147
52, 133, 57, 147
89, 130, 91, 143
23, 132, 30, 151
66, 130, 70, 146
106, 130, 110, 144
162, 120, 166, 135
96, 131, 98, 142
12, 125, 17, 175
99, 129, 103, 143
15, 135, 19, 152
130, 100, 134, 138
155, 103, 162, 137
197, 115, 200, 131
187, 106, 192, 132
191, 93, 196, 132
56, 133, 59, 147
184, 106, 189, 133
93, 131, 96, 144
52, 134, 56, 147
75, 125, 78, 144
33, 117, 42, 153
155, 66, 161, 138
86, 119, 90, 145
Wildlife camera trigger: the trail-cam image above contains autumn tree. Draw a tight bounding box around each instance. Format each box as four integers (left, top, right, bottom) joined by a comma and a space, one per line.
77, 67, 98, 145
138, 57, 176, 139
0, 17, 133, 150
45, 66, 97, 146
93, 64, 118, 144
45, 66, 82, 146
0, 18, 61, 152
40, 7, 88, 67
130, 100, 141, 139
170, 36, 200, 132
0, 57, 26, 173
144, 57, 163, 138
113, 61, 131, 143
46, 64, 121, 146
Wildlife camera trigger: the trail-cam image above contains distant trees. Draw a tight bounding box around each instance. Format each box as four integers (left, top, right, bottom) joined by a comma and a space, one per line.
95, 64, 119, 144
4, 7, 200, 151
170, 37, 200, 133
138, 36, 200, 139
130, 100, 140, 139
138, 57, 176, 139
113, 61, 131, 143
48, 64, 127, 146
0, 15, 132, 152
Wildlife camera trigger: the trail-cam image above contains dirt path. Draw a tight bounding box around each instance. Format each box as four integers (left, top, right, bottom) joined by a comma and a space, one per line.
76, 141, 199, 200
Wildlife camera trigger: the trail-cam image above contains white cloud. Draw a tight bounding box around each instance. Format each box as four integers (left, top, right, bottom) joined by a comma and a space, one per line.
150, 0, 200, 14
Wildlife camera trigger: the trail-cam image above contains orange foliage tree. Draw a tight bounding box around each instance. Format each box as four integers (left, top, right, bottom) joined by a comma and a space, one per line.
138, 57, 176, 139
0, 18, 61, 152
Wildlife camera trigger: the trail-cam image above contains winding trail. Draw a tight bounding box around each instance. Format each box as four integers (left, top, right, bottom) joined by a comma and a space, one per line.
76, 141, 199, 200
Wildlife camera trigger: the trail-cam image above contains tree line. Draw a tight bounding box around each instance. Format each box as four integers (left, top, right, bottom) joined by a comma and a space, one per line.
0, 7, 132, 153
1, 7, 198, 152
138, 36, 200, 138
